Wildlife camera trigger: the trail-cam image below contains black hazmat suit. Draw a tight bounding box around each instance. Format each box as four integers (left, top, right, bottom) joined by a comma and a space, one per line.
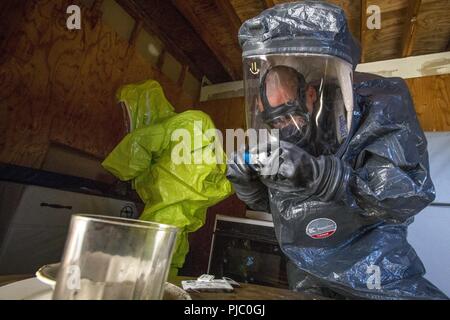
227, 1, 448, 299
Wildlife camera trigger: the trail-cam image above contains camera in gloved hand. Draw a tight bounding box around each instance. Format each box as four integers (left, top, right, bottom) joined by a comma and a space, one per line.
245, 140, 349, 200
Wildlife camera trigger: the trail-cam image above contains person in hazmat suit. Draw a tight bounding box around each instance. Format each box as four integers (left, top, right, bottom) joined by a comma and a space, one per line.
227, 1, 448, 299
102, 80, 232, 277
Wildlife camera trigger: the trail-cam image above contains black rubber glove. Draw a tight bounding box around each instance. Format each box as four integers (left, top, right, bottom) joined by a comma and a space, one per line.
226, 152, 270, 212
258, 141, 351, 201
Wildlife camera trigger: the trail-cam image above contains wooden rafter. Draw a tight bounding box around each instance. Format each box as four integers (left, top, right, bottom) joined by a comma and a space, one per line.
360, 0, 367, 63
172, 0, 240, 80
156, 48, 166, 70
401, 0, 422, 57
128, 20, 143, 47
177, 65, 189, 87
214, 0, 242, 43
123, 20, 143, 61
116, 0, 231, 83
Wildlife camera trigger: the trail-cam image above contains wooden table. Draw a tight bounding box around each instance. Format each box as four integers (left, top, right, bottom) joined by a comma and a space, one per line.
0, 275, 324, 300
169, 276, 324, 300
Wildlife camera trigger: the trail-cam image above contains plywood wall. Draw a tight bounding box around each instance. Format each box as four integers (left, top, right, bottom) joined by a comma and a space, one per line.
406, 74, 450, 132
195, 97, 246, 134
0, 0, 197, 168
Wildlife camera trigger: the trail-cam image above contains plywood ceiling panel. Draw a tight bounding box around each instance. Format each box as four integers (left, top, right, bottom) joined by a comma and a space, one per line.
121, 0, 450, 81
173, 0, 243, 80
411, 0, 450, 56
230, 0, 267, 22
363, 0, 409, 62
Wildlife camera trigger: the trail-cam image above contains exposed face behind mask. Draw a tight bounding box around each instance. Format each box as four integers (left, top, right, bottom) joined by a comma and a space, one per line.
244, 54, 354, 156
259, 66, 312, 146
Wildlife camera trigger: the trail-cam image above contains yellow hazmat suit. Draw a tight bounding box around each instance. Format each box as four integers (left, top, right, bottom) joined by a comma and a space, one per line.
102, 80, 232, 277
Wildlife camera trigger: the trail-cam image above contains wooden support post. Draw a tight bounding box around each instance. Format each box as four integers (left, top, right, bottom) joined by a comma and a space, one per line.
360, 0, 367, 63
178, 65, 189, 87
156, 48, 166, 70
214, 0, 242, 41
128, 20, 143, 47
401, 0, 422, 57
172, 0, 239, 80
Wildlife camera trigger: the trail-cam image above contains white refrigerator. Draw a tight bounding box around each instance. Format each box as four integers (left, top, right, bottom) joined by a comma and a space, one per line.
408, 132, 450, 297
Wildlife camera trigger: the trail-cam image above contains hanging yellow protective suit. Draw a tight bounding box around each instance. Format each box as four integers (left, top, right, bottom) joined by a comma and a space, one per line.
102, 80, 232, 277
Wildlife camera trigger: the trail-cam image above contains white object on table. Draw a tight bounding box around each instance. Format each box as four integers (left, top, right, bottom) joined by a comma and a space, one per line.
0, 278, 53, 300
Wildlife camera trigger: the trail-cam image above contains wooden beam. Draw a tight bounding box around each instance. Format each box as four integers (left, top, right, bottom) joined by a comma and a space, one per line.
360, 0, 367, 63
199, 52, 450, 101
116, 0, 231, 83
178, 65, 189, 87
356, 51, 450, 78
401, 0, 422, 57
123, 20, 143, 61
128, 20, 143, 46
116, 0, 200, 80
214, 0, 242, 41
156, 48, 166, 70
172, 0, 240, 80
